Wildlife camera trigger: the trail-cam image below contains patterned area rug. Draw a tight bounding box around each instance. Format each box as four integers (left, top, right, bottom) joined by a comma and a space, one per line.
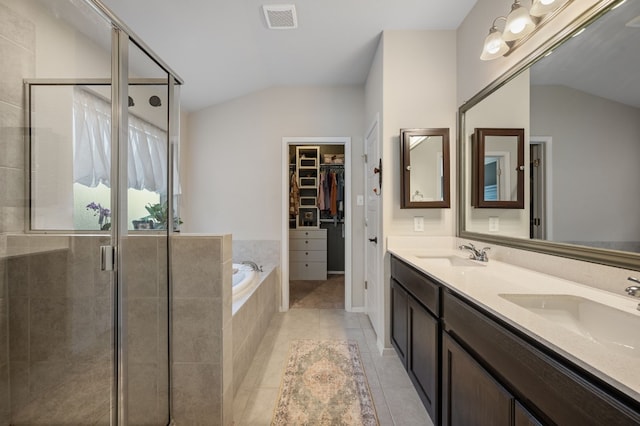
272, 340, 379, 425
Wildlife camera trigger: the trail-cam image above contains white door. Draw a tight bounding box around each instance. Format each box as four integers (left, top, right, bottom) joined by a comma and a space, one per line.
364, 119, 381, 336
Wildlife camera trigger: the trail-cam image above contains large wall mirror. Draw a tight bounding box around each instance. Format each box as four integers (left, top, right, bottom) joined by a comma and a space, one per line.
458, 0, 640, 271
400, 128, 450, 208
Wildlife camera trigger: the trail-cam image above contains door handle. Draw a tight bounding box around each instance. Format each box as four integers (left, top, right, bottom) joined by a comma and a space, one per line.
368, 237, 378, 244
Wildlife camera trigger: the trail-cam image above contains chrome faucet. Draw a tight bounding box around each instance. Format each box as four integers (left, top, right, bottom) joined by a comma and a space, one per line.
625, 277, 640, 311
458, 243, 490, 262
241, 261, 263, 272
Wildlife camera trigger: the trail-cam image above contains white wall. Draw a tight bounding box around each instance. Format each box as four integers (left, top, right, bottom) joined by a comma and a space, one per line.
184, 86, 367, 306
382, 31, 458, 238
363, 30, 458, 349
531, 85, 640, 244
464, 70, 530, 237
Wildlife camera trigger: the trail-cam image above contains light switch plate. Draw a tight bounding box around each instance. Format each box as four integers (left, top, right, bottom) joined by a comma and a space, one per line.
414, 216, 424, 232
489, 216, 499, 232
356, 195, 364, 206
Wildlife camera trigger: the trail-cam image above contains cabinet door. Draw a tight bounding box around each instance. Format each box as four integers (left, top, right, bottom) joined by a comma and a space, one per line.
442, 332, 513, 426
390, 278, 408, 366
408, 298, 439, 424
515, 402, 543, 426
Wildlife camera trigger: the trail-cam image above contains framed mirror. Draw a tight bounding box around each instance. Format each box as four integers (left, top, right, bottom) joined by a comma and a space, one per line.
458, 0, 640, 271
400, 128, 450, 208
472, 128, 524, 209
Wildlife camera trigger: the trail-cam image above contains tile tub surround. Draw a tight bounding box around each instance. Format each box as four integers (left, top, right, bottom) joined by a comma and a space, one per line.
232, 266, 278, 396
388, 246, 640, 403
232, 239, 280, 272
171, 234, 234, 426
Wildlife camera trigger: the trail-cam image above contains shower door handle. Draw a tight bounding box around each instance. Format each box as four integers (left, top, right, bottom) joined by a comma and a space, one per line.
100, 246, 116, 271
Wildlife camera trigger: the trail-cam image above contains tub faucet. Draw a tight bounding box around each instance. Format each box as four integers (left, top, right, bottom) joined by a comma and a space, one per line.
242, 261, 262, 272
458, 243, 490, 262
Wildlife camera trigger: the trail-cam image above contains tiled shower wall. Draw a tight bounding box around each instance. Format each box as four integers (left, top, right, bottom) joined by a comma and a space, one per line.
0, 2, 34, 424
3, 234, 170, 425
5, 235, 112, 425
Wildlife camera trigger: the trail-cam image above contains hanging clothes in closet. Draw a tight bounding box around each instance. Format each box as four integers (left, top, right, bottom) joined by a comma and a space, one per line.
318, 167, 344, 220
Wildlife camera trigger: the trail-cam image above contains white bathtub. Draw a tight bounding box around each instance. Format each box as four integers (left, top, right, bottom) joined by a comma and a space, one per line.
232, 263, 259, 315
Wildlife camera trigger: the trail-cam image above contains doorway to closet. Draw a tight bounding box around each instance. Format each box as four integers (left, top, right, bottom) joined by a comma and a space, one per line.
281, 137, 352, 311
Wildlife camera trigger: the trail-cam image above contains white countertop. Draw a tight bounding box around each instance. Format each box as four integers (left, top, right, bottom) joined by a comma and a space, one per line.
388, 248, 640, 402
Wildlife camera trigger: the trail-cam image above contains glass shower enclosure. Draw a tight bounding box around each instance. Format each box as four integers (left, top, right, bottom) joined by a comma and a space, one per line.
0, 0, 181, 424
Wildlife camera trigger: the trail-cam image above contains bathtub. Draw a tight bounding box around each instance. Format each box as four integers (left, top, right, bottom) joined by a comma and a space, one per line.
232, 263, 259, 315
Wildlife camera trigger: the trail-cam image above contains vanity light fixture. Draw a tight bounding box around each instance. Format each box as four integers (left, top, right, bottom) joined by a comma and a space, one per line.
480, 0, 573, 60
530, 0, 569, 18
503, 0, 536, 41
481, 17, 510, 60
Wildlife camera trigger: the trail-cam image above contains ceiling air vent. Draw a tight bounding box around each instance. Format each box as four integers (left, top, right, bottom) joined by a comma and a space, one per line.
263, 4, 298, 30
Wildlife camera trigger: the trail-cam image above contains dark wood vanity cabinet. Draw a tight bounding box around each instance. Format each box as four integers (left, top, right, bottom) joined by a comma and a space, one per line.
443, 291, 640, 426
390, 256, 440, 424
390, 255, 640, 426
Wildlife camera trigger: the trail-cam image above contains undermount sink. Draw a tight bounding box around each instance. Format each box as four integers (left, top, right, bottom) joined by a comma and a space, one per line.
499, 294, 640, 358
415, 255, 485, 268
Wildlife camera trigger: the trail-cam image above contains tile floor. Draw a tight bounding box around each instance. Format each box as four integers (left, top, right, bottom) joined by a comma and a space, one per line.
232, 308, 433, 425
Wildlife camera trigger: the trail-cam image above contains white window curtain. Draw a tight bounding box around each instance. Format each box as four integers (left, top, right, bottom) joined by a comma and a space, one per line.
73, 87, 168, 194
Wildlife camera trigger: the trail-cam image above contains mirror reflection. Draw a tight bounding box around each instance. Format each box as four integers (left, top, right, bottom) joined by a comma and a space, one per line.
461, 0, 640, 259
401, 128, 450, 208
472, 128, 524, 208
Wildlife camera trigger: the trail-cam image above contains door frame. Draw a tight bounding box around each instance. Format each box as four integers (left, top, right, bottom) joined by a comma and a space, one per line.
530, 136, 553, 240
281, 137, 352, 311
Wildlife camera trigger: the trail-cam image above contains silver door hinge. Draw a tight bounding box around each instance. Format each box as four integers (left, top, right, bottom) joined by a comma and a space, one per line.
363, 154, 368, 163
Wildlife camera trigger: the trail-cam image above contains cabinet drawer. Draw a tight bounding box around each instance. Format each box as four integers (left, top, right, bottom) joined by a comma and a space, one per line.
290, 238, 326, 251
290, 261, 327, 280
289, 250, 326, 262
391, 256, 439, 316
442, 291, 640, 425
290, 229, 326, 239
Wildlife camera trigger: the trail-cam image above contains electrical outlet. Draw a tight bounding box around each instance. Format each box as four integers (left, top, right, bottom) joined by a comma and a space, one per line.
489, 216, 499, 232
414, 216, 424, 232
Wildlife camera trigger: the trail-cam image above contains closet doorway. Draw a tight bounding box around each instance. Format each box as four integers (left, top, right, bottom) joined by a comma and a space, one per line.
281, 137, 352, 311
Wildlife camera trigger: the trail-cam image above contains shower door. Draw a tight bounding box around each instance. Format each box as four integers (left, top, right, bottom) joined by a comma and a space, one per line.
1, 1, 178, 425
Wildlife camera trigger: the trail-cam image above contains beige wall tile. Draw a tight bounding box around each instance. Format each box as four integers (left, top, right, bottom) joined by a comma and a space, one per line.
172, 297, 220, 363
171, 237, 222, 298
8, 296, 27, 362
0, 102, 25, 169
0, 37, 34, 108
172, 362, 221, 426
29, 251, 70, 298
0, 363, 8, 426
0, 2, 35, 50
128, 298, 158, 364
121, 237, 159, 298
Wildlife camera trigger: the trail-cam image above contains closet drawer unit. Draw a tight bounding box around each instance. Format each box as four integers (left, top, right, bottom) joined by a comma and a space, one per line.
289, 250, 326, 262
290, 239, 325, 251
289, 228, 327, 280
300, 197, 317, 206
290, 261, 327, 280
290, 229, 326, 239
299, 177, 316, 187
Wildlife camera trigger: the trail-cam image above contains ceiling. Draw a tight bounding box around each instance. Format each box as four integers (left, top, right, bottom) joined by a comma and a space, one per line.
99, 0, 477, 111
530, 0, 640, 108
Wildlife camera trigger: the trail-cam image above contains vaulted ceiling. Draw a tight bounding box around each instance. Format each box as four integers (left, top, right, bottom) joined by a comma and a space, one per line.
100, 0, 477, 111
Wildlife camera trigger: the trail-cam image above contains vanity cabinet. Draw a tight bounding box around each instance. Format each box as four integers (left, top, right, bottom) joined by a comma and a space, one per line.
389, 255, 640, 426
390, 255, 440, 424
442, 290, 640, 426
